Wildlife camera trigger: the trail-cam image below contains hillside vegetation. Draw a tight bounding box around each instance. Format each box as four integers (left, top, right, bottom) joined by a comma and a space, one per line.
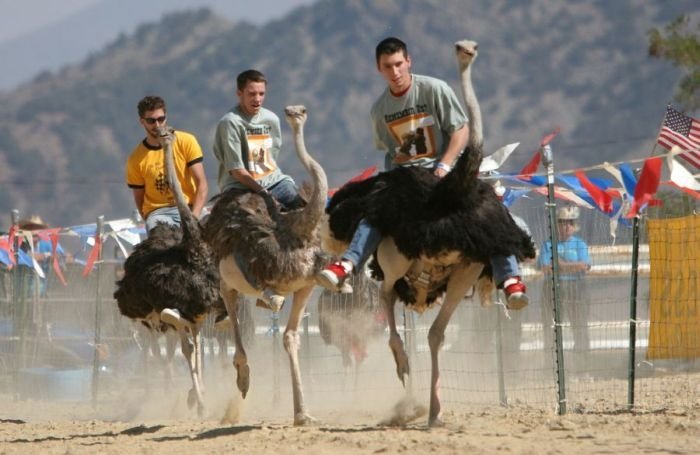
0, 0, 695, 227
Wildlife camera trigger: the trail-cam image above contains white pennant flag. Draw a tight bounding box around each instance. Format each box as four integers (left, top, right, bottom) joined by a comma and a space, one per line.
667, 146, 700, 191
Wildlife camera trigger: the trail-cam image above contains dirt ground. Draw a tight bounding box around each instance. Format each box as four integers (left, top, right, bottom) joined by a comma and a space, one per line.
1, 392, 698, 454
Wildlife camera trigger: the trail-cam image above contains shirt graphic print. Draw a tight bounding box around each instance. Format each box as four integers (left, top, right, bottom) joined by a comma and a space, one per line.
246, 131, 277, 180
388, 112, 436, 165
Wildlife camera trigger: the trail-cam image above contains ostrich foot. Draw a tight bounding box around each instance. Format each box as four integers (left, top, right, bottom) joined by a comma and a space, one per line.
389, 340, 410, 385
294, 412, 317, 426
160, 308, 185, 330
187, 387, 205, 416
379, 395, 427, 427
428, 415, 446, 428
260, 289, 285, 312
235, 362, 250, 398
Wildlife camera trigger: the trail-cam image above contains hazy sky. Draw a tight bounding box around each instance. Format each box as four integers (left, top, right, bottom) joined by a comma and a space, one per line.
0, 0, 316, 89
0, 0, 100, 44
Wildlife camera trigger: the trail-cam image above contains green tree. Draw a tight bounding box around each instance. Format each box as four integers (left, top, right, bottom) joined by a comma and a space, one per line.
648, 15, 700, 111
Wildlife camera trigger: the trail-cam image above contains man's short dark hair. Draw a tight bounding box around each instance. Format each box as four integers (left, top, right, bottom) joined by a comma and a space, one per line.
137, 96, 166, 118
236, 69, 267, 91
375, 37, 408, 65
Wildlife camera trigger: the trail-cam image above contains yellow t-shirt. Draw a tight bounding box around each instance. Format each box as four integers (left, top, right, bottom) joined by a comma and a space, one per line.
126, 130, 203, 217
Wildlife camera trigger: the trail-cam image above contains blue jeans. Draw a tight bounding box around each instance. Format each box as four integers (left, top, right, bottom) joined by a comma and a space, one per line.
342, 218, 383, 268
491, 254, 520, 286
269, 179, 305, 210
146, 206, 181, 232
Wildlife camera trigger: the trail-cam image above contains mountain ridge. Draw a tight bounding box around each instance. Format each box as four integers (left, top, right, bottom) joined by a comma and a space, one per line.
0, 0, 695, 227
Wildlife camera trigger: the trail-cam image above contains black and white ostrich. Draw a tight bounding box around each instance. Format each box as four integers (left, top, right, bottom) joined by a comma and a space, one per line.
114, 127, 223, 415
203, 105, 328, 425
324, 40, 535, 426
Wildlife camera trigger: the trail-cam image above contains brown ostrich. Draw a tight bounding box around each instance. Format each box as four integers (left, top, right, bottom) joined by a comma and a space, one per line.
324, 40, 535, 426
114, 127, 223, 415
204, 105, 327, 425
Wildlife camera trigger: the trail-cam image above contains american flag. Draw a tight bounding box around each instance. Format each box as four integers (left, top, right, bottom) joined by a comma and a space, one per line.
656, 105, 700, 169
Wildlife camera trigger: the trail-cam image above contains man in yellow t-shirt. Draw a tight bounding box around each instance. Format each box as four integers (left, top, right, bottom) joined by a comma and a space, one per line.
126, 95, 208, 232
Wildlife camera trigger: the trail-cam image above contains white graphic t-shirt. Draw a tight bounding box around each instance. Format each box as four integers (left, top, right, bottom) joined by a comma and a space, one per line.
213, 106, 289, 192
371, 74, 467, 170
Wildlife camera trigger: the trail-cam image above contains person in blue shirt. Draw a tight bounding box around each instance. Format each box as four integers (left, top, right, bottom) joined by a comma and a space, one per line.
537, 205, 591, 353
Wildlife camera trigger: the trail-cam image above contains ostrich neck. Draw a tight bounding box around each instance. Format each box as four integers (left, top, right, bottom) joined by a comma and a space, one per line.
289, 125, 328, 235
460, 64, 483, 148
163, 133, 200, 243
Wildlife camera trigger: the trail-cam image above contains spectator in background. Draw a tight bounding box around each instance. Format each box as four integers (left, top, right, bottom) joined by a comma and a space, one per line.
537, 205, 591, 354
126, 95, 209, 232
18, 215, 70, 297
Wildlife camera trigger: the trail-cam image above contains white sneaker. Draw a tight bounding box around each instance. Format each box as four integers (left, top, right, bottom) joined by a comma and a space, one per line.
161, 308, 185, 329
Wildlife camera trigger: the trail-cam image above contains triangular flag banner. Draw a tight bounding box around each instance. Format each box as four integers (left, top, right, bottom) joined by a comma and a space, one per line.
328, 166, 377, 197
519, 150, 541, 177
49, 230, 67, 287
667, 147, 700, 191
6, 225, 17, 266
575, 170, 613, 213
627, 157, 662, 218
540, 127, 561, 147
480, 142, 519, 173
82, 233, 102, 277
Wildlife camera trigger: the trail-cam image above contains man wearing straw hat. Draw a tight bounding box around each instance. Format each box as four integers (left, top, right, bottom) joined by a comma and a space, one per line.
17, 215, 69, 297
537, 205, 591, 355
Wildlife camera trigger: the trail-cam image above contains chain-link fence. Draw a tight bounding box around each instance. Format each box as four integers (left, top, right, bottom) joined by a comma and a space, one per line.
1, 190, 698, 421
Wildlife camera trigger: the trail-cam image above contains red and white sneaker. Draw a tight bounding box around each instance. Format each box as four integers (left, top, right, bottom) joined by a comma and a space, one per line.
317, 261, 351, 291
503, 276, 528, 310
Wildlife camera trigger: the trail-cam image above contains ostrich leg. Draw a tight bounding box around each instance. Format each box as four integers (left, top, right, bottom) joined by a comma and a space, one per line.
221, 284, 250, 398
377, 237, 413, 385
426, 262, 484, 427
283, 284, 315, 426
179, 327, 205, 416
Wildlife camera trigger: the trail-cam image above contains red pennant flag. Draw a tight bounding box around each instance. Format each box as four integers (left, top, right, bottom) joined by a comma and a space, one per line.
82, 233, 102, 277
49, 230, 67, 286
6, 225, 17, 267
540, 127, 561, 147
519, 150, 541, 177
667, 182, 700, 200
627, 157, 663, 218
328, 166, 377, 197
575, 170, 613, 213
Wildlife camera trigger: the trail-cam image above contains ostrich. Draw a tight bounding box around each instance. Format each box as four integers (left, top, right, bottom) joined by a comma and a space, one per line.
114, 127, 223, 415
324, 40, 535, 426
317, 267, 386, 374
203, 105, 327, 426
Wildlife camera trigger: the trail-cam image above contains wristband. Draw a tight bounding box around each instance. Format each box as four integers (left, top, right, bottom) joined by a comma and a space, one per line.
436, 162, 451, 173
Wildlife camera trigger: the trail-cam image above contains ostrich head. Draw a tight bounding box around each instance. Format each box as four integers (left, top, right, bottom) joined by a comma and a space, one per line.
454, 39, 482, 148
454, 40, 478, 69
284, 105, 307, 132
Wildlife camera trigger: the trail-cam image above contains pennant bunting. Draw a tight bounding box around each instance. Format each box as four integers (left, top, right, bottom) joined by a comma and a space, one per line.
82, 233, 102, 277
328, 166, 377, 197
575, 170, 613, 213
519, 150, 541, 177
540, 127, 561, 147
627, 157, 662, 218
480, 143, 519, 173
666, 146, 700, 191
49, 230, 67, 287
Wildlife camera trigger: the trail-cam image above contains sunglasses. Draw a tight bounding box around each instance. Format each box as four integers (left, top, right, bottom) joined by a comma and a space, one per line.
142, 115, 167, 125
